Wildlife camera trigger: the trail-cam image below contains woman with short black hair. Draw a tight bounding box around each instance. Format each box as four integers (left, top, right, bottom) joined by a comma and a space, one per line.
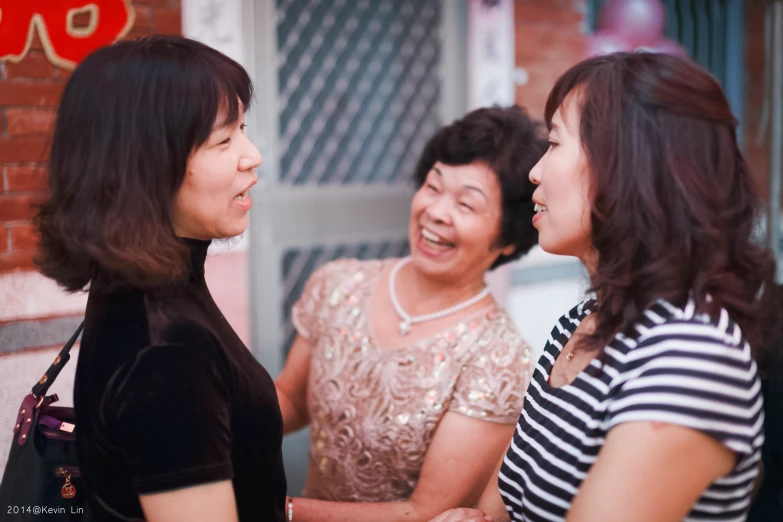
37, 35, 286, 522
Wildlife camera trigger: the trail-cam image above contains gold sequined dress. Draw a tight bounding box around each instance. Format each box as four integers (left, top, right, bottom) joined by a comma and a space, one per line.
292, 258, 534, 502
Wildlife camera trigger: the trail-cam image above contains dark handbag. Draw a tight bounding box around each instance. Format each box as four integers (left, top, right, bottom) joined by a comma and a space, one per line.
0, 323, 92, 521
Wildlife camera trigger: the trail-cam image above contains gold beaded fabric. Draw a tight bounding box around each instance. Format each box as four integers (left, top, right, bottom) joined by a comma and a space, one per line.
293, 258, 534, 502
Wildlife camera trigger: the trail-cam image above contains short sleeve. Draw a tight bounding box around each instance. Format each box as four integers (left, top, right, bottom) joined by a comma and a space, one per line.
450, 322, 534, 424
111, 332, 233, 494
291, 260, 346, 339
605, 323, 764, 459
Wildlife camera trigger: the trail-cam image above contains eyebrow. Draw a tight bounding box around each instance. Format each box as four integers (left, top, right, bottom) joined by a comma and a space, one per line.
432, 166, 488, 202
211, 120, 231, 133
212, 113, 245, 132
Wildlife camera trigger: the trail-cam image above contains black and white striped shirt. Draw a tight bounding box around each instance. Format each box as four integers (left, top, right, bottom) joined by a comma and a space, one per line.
499, 299, 764, 521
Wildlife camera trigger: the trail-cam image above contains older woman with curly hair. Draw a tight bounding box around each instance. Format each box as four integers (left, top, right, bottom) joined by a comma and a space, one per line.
275, 106, 548, 522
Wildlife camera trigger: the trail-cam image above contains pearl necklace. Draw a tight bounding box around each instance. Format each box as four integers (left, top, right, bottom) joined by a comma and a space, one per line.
388, 256, 492, 336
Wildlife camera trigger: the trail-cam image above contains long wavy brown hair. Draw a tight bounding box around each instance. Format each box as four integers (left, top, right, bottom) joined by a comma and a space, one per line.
545, 52, 777, 355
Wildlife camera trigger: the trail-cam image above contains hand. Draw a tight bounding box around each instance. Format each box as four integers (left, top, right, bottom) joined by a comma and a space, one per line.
428, 508, 493, 522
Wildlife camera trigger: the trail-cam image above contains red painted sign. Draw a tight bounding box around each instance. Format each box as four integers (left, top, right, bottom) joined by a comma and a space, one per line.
0, 0, 135, 70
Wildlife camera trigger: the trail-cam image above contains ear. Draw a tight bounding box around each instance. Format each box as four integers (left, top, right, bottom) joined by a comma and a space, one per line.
499, 243, 516, 257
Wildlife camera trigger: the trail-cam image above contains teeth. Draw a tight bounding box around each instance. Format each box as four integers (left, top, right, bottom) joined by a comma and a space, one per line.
422, 229, 443, 242
421, 228, 455, 248
534, 203, 548, 212
234, 190, 249, 201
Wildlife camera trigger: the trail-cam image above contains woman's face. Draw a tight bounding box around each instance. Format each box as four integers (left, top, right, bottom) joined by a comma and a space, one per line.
408, 161, 514, 285
529, 94, 594, 265
173, 110, 262, 240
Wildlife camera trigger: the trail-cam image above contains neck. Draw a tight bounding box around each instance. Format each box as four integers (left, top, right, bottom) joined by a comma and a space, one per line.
579, 248, 599, 278
579, 249, 603, 304
396, 258, 490, 316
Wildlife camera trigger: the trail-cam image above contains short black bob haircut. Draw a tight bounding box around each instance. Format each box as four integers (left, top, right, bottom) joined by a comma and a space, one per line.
36, 35, 252, 291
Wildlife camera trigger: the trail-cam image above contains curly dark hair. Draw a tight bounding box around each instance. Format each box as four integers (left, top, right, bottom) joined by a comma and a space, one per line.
36, 35, 252, 292
545, 52, 777, 354
412, 106, 548, 269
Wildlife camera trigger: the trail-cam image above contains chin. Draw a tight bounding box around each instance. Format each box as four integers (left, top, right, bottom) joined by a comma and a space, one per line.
410, 249, 458, 274
236, 216, 251, 234
538, 243, 565, 257
538, 237, 580, 258
218, 223, 249, 240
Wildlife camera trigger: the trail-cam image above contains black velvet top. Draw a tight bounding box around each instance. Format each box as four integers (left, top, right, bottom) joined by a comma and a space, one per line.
74, 239, 286, 521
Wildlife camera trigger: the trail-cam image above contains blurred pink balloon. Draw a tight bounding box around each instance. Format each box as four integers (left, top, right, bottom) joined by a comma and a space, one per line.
642, 37, 688, 57
599, 0, 667, 48
585, 31, 633, 57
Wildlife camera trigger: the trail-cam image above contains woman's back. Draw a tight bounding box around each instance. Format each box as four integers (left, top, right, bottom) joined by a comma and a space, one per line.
75, 239, 287, 521
748, 285, 783, 521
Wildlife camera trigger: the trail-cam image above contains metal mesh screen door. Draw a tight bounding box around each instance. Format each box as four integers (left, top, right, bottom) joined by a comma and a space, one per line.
244, 0, 468, 494
277, 0, 442, 186
276, 0, 441, 355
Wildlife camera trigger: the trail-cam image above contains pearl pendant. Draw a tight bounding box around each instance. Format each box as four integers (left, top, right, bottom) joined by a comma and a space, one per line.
399, 321, 412, 336
566, 351, 575, 361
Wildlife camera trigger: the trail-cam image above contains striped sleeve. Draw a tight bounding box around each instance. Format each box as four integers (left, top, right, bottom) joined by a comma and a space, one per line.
605, 314, 764, 458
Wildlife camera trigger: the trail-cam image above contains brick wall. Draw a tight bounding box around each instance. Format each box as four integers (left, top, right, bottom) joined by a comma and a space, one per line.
0, 0, 182, 274
514, 0, 587, 118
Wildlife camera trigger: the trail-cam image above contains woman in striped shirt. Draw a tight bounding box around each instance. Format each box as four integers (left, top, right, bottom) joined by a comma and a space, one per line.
431, 52, 777, 522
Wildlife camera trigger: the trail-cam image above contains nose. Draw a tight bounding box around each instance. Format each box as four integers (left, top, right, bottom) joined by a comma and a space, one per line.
239, 136, 263, 172
529, 156, 543, 185
425, 194, 453, 225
